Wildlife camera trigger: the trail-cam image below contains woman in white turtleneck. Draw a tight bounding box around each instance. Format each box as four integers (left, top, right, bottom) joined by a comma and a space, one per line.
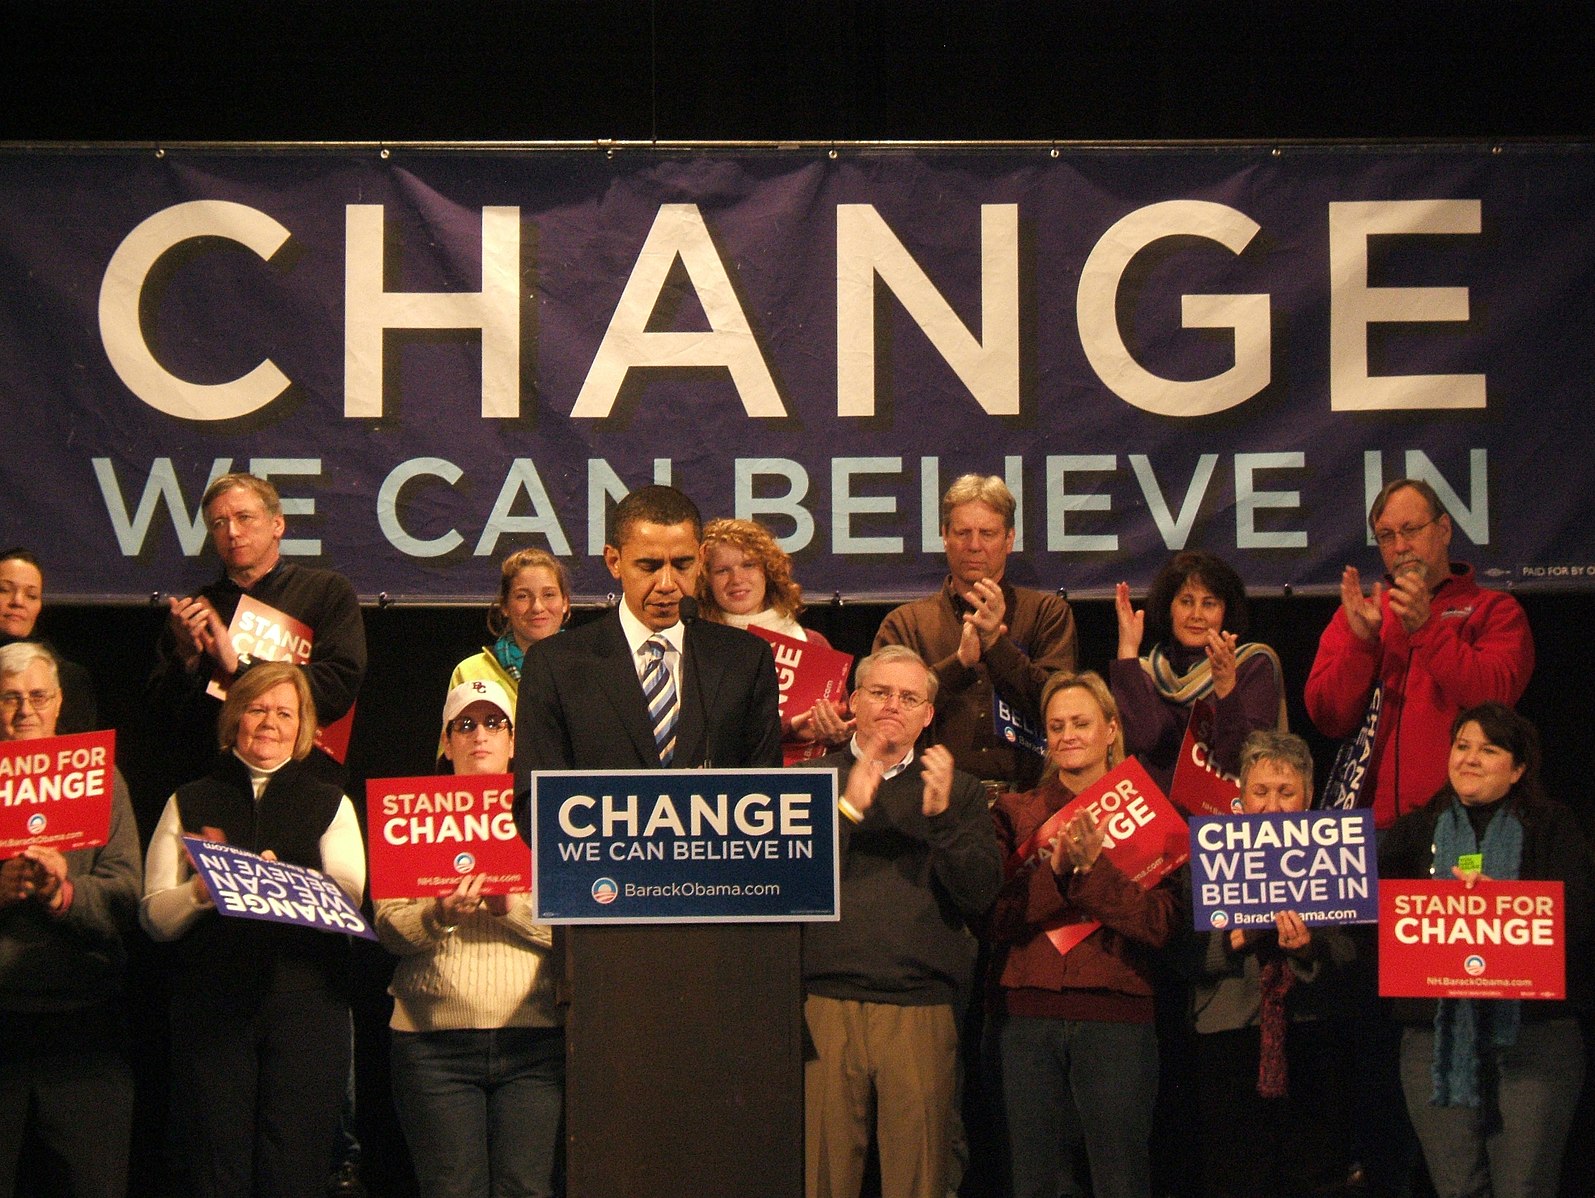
698, 517, 853, 764
140, 661, 364, 1198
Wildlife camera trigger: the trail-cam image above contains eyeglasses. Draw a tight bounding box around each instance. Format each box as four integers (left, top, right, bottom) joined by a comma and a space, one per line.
1373, 517, 1439, 548
857, 685, 927, 711
0, 688, 59, 713
451, 713, 511, 735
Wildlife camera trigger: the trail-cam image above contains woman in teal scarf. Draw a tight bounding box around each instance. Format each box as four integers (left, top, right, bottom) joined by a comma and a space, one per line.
441, 549, 571, 759
1380, 703, 1592, 1198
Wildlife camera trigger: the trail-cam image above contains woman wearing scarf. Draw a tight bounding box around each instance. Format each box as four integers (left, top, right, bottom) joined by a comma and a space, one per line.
1380, 703, 1591, 1198
1110, 551, 1286, 794
442, 549, 571, 759
697, 517, 852, 763
1187, 731, 1360, 1197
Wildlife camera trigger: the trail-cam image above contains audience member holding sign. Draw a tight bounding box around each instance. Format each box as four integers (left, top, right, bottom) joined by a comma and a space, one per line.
375, 679, 563, 1198
140, 662, 366, 1198
697, 517, 853, 762
1110, 551, 1286, 795
1186, 731, 1360, 1198
986, 672, 1184, 1198
0, 642, 140, 1198
146, 472, 366, 798
1378, 703, 1592, 1198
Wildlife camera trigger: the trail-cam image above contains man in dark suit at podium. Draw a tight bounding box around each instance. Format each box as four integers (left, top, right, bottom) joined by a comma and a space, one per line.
512, 484, 791, 1198
513, 483, 781, 778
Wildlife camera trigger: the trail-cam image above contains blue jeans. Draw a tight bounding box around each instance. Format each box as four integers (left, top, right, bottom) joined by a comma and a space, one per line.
999, 1015, 1157, 1198
1400, 1018, 1583, 1198
392, 1026, 565, 1198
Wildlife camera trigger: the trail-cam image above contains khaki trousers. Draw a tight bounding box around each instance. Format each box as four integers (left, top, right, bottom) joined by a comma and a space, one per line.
804, 993, 957, 1198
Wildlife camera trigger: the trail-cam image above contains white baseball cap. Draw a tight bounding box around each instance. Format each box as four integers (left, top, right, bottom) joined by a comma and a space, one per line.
442, 678, 515, 730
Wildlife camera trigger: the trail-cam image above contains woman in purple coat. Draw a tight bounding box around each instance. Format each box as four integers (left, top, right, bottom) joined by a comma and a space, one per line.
1109, 551, 1286, 795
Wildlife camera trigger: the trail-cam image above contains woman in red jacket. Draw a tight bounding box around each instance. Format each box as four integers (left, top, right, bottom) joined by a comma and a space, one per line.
987, 671, 1181, 1198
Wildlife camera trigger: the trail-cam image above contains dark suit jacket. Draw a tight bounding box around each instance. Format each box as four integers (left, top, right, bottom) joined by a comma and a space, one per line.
514, 608, 781, 787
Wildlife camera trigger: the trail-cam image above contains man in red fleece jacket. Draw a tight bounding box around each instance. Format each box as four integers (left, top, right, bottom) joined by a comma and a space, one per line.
1306, 478, 1534, 829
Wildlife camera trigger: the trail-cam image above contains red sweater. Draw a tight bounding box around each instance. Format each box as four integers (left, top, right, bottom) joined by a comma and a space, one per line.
1305, 564, 1534, 829
987, 779, 1179, 1023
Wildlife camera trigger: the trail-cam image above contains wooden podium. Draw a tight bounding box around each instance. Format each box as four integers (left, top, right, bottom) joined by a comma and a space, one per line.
563, 922, 804, 1198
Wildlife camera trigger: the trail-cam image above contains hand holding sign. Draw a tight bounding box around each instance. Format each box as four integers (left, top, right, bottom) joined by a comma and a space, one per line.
1, 855, 32, 905
1049, 809, 1105, 875
20, 845, 67, 909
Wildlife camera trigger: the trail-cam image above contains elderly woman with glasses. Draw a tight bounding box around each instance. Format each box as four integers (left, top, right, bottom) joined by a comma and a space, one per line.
377, 679, 564, 1198
0, 642, 140, 1197
140, 662, 365, 1198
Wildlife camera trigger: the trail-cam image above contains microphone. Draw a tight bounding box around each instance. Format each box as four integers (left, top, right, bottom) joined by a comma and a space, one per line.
675, 596, 710, 766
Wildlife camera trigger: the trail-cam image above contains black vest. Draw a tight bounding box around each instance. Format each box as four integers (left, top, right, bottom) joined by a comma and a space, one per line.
172, 754, 352, 995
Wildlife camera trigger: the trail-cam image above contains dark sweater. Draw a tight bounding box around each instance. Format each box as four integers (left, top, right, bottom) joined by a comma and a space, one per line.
145, 561, 365, 792
802, 748, 1002, 1006
171, 754, 350, 995
0, 770, 140, 1012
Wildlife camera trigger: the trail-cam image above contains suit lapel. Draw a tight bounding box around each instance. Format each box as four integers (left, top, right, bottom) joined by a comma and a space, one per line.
591, 612, 663, 767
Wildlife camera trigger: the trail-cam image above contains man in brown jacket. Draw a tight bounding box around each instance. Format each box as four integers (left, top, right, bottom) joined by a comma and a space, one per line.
874, 474, 1077, 796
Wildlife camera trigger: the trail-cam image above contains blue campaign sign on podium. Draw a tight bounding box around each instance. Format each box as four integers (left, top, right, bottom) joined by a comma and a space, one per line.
529, 768, 840, 923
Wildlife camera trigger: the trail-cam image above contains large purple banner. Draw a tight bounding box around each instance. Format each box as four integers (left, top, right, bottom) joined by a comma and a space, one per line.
3, 144, 1592, 601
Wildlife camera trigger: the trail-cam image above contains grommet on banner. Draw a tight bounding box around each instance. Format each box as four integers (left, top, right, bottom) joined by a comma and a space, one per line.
831, 590, 844, 608
379, 148, 390, 160
377, 591, 393, 608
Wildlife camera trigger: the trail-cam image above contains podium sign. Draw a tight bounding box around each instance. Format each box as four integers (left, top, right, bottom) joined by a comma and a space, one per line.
530, 768, 839, 923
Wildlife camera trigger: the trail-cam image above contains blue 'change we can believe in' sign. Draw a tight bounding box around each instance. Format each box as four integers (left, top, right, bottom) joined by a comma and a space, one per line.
1189, 809, 1379, 931
529, 768, 840, 924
